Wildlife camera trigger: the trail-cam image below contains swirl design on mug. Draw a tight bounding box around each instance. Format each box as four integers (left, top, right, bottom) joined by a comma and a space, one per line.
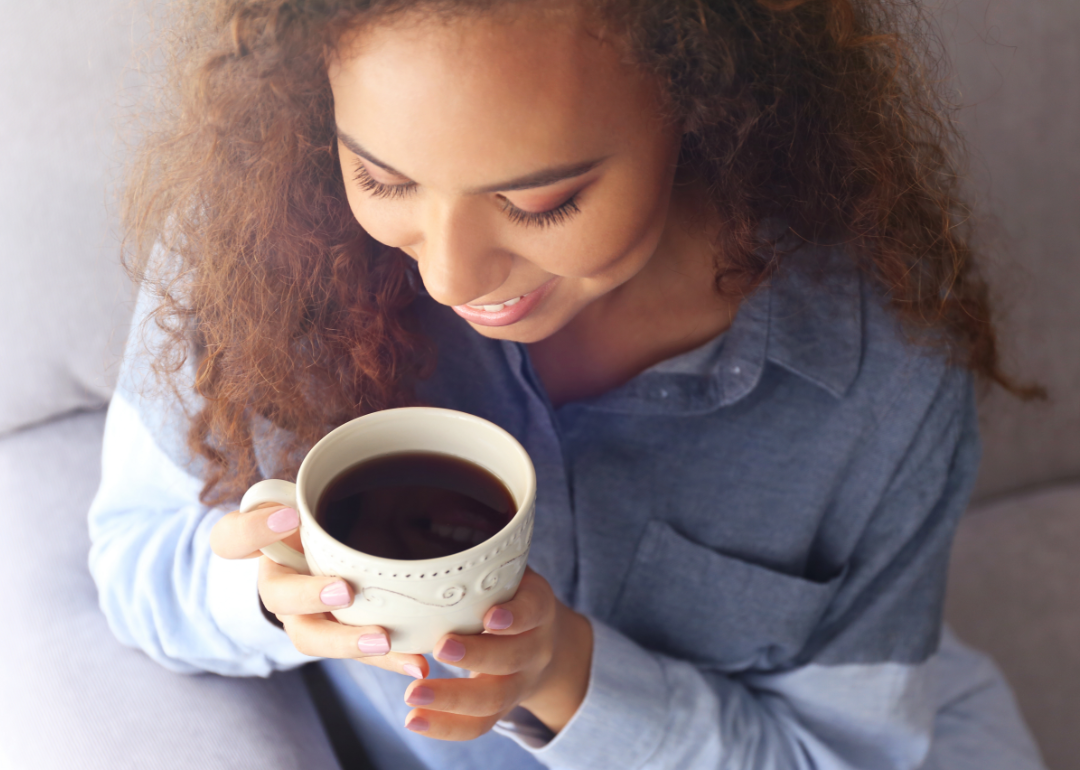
361, 584, 467, 608
359, 585, 387, 608
479, 552, 528, 593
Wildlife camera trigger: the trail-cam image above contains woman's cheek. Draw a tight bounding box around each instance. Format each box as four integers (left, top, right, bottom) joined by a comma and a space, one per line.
532, 201, 660, 281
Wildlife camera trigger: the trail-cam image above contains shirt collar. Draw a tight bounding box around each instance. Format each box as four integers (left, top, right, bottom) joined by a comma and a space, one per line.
562, 243, 863, 414
764, 243, 863, 400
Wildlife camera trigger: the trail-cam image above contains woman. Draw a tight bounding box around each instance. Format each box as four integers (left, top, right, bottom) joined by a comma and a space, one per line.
90, 0, 1047, 767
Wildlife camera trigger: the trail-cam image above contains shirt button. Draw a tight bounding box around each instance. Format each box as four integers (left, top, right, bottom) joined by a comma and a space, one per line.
659, 388, 669, 398
732, 365, 742, 375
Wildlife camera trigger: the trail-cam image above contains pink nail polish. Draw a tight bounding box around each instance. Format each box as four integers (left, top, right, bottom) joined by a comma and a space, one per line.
486, 607, 513, 630
267, 508, 299, 533
358, 633, 390, 655
406, 686, 435, 706
403, 664, 424, 679
320, 582, 350, 607
435, 638, 466, 662
406, 716, 430, 733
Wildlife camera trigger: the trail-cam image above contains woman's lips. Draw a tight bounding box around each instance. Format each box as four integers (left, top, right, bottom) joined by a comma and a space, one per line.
451, 278, 556, 327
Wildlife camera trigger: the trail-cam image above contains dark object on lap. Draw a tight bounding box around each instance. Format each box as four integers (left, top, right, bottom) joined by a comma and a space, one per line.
301, 662, 378, 770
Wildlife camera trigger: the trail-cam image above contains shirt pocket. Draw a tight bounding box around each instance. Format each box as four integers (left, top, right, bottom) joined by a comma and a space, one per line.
607, 519, 845, 673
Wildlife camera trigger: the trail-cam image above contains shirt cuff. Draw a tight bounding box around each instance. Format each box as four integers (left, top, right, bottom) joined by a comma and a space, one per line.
494, 618, 668, 768
206, 546, 321, 672
495, 706, 556, 748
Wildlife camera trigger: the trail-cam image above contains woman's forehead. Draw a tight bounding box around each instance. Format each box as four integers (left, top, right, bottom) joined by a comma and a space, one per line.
328, 9, 665, 187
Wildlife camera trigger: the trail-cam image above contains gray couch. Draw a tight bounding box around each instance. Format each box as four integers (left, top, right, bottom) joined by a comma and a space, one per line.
1, 1, 1076, 768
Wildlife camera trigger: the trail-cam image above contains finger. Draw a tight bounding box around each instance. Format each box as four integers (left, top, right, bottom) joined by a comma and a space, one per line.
279, 612, 425, 676
280, 611, 390, 659
403, 709, 502, 742
360, 649, 431, 680
210, 502, 300, 560
259, 556, 356, 616
481, 567, 555, 635
404, 673, 526, 718
433, 628, 549, 676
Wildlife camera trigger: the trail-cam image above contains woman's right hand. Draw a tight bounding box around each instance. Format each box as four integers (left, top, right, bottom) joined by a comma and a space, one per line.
209, 502, 429, 680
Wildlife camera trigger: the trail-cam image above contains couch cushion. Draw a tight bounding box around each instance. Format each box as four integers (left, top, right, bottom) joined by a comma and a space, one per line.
942, 0, 1080, 501
0, 410, 341, 769
0, 1, 140, 436
946, 484, 1080, 770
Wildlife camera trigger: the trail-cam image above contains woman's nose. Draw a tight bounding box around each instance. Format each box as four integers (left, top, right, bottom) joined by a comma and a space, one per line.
413, 198, 512, 307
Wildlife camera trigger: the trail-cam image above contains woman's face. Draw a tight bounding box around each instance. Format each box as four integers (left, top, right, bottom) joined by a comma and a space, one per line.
328, 7, 683, 344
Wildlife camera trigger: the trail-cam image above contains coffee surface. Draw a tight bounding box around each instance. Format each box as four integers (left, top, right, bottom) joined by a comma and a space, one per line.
315, 452, 516, 560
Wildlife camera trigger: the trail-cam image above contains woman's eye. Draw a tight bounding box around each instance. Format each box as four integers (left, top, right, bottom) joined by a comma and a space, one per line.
352, 160, 417, 200
352, 157, 581, 229
500, 195, 581, 229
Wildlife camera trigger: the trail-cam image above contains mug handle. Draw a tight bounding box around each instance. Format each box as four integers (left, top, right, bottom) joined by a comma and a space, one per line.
239, 479, 311, 575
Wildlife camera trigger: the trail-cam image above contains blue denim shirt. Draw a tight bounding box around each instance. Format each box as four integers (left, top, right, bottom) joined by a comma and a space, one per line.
88, 243, 981, 769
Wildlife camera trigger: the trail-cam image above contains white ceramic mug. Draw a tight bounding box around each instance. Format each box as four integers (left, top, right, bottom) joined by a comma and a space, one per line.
239, 407, 536, 654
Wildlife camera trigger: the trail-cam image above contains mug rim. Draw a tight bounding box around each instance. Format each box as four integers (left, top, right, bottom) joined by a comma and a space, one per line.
293, 406, 536, 568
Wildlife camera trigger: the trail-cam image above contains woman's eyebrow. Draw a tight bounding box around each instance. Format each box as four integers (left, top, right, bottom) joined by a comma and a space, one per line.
337, 128, 407, 176
468, 158, 605, 194
337, 127, 605, 193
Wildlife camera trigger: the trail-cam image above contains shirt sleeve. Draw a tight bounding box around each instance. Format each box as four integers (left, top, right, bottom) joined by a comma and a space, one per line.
495, 362, 980, 770
86, 287, 319, 677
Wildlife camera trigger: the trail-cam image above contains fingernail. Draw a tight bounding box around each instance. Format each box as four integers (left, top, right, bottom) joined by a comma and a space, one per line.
405, 686, 435, 706
405, 716, 430, 733
486, 607, 513, 630
435, 638, 466, 662
267, 508, 300, 533
358, 633, 390, 655
403, 664, 424, 679
320, 581, 350, 607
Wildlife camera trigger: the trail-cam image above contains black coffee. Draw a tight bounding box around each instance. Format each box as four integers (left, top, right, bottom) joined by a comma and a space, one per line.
315, 452, 516, 560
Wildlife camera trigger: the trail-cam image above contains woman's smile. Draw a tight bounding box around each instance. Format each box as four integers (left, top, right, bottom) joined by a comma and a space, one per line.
451, 278, 558, 327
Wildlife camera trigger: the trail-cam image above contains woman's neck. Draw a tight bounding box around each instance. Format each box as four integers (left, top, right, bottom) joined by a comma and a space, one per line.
527, 185, 738, 408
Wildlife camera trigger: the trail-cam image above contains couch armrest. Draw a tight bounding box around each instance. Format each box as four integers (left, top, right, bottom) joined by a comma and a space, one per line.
947, 485, 1080, 770
0, 409, 340, 769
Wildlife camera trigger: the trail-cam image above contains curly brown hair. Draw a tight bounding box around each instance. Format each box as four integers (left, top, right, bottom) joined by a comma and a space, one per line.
123, 0, 1042, 508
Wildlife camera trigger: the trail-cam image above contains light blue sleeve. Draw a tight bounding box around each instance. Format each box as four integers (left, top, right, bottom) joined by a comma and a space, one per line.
495, 620, 933, 770
86, 289, 318, 677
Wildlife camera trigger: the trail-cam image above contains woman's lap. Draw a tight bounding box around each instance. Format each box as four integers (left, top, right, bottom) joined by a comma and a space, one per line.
310, 658, 433, 770
300, 628, 1046, 770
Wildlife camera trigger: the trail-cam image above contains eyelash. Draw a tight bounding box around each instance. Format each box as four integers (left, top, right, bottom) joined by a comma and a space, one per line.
352, 162, 417, 201
351, 160, 581, 229
500, 195, 581, 229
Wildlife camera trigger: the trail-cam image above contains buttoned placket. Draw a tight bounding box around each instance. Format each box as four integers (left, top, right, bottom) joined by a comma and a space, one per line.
497, 339, 581, 608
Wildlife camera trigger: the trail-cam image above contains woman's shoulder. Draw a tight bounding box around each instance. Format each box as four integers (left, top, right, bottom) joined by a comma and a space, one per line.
767, 241, 973, 437
854, 261, 973, 429
110, 271, 220, 482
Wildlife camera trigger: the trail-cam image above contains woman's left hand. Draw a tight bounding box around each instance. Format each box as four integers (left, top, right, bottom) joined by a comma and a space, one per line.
402, 566, 593, 741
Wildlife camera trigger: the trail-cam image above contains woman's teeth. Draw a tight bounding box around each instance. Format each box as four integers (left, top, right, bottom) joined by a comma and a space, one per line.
475, 295, 523, 312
